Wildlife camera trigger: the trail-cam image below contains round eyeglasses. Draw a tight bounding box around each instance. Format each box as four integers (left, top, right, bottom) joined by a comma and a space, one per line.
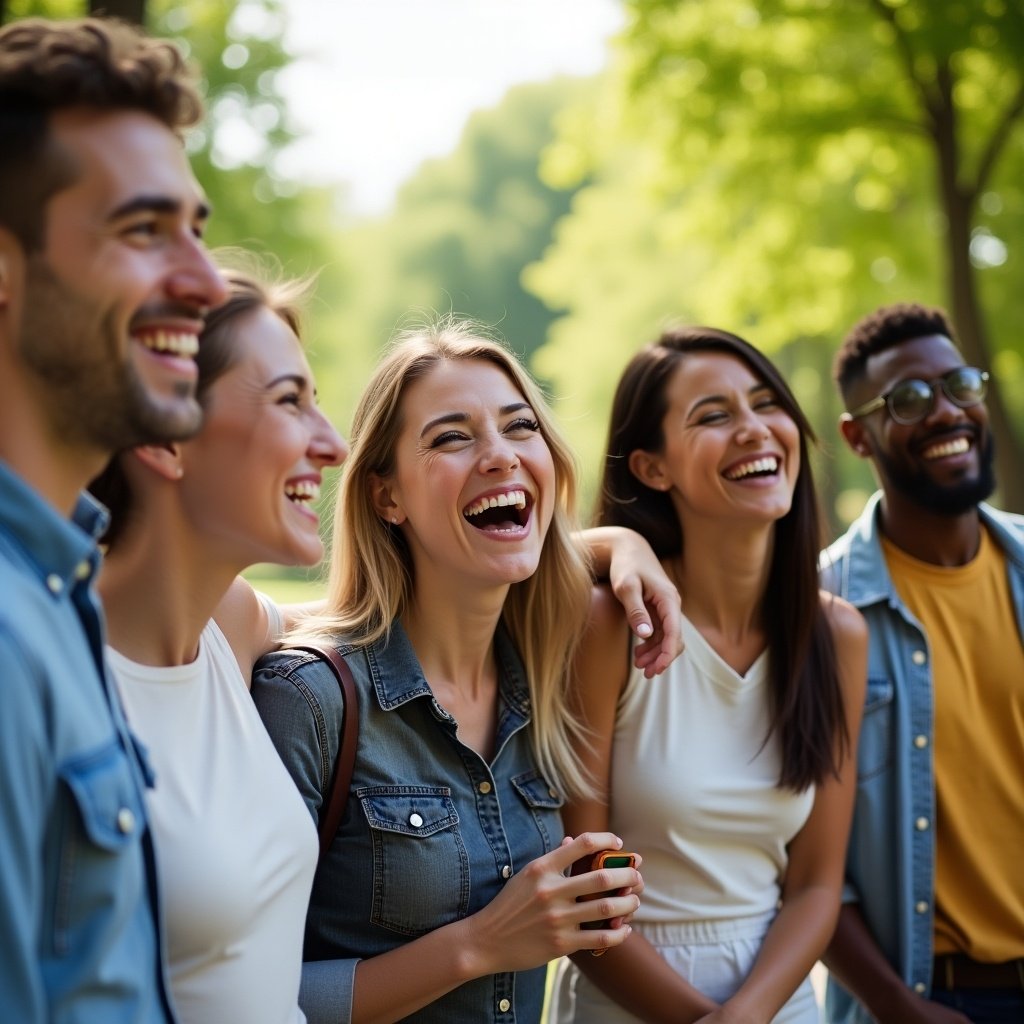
849, 366, 989, 425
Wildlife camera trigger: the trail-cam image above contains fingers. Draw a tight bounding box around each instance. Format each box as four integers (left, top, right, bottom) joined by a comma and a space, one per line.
543, 831, 624, 875
632, 594, 683, 677
611, 576, 655, 639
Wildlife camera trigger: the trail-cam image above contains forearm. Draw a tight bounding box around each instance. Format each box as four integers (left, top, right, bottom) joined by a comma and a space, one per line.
349, 918, 480, 1024
723, 886, 838, 1024
570, 929, 718, 1024
823, 903, 917, 1023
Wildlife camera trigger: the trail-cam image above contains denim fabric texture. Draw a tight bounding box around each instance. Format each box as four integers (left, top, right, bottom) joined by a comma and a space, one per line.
253, 618, 565, 1024
931, 986, 1024, 1024
0, 462, 175, 1023
819, 492, 1024, 1024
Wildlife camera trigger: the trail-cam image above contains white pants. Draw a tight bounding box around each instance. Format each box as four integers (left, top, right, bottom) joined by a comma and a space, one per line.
547, 910, 820, 1024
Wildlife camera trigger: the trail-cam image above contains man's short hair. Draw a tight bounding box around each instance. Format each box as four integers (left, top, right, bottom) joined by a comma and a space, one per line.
0, 17, 202, 250
833, 302, 958, 404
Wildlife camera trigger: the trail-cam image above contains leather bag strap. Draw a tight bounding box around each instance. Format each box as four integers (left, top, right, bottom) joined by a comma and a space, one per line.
293, 644, 359, 862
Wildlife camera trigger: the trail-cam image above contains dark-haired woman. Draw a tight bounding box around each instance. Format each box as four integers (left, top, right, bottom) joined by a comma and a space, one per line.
548, 328, 867, 1024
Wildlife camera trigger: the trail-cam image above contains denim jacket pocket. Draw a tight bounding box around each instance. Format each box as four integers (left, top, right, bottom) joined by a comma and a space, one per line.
511, 769, 564, 853
857, 676, 895, 781
359, 786, 470, 936
55, 740, 146, 955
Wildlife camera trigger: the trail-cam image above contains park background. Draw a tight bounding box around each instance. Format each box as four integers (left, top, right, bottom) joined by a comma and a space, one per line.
5, 0, 1024, 605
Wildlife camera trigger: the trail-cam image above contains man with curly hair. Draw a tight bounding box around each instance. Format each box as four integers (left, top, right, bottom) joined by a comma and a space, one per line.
821, 302, 1024, 1024
0, 17, 225, 1021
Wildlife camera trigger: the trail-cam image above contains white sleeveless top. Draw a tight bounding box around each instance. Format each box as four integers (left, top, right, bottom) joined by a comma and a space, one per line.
609, 612, 815, 923
108, 614, 317, 1024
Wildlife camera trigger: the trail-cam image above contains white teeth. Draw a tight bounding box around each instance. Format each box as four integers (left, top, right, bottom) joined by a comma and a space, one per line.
924, 437, 970, 459
725, 456, 779, 481
285, 480, 320, 503
463, 489, 527, 518
137, 330, 199, 357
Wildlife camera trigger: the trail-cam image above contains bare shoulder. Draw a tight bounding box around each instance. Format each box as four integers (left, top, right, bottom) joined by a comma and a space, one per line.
819, 590, 867, 646
578, 583, 633, 701
213, 577, 268, 679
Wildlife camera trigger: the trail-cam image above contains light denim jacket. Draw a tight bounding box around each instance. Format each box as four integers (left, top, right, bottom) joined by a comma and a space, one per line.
252, 619, 565, 1024
819, 492, 1024, 1024
0, 462, 175, 1023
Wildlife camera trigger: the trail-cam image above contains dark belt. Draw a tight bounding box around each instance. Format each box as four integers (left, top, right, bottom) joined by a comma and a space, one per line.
932, 954, 1024, 991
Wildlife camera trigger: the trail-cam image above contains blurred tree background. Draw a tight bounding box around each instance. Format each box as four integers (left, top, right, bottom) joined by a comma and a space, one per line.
5, 0, 1023, 570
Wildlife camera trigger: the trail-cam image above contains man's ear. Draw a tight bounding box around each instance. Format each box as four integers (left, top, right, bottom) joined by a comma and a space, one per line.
627, 449, 672, 492
130, 442, 185, 482
370, 472, 405, 525
839, 414, 872, 458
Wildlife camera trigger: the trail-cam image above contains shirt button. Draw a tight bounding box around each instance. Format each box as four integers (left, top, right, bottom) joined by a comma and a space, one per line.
915, 816, 930, 831
915, 900, 929, 914
116, 807, 136, 834
912, 650, 927, 666
74, 559, 91, 581
498, 998, 511, 1012
914, 734, 928, 749
501, 865, 512, 879
478, 781, 492, 795
914, 982, 926, 994
46, 573, 64, 594
409, 813, 424, 828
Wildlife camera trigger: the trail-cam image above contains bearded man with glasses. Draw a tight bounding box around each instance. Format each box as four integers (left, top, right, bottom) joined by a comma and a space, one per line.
819, 302, 1024, 1024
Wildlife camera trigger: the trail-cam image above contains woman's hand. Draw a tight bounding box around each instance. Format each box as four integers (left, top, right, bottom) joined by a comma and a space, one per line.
586, 526, 683, 677
461, 832, 642, 974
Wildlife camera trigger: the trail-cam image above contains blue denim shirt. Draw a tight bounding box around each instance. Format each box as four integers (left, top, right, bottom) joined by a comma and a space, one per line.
0, 462, 175, 1024
819, 492, 1024, 1024
252, 619, 565, 1024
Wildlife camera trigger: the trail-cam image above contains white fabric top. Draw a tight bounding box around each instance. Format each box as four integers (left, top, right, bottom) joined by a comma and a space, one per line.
609, 612, 815, 923
109, 617, 317, 1024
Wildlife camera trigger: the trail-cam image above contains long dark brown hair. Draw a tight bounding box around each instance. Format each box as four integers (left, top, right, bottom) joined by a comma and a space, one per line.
597, 326, 847, 791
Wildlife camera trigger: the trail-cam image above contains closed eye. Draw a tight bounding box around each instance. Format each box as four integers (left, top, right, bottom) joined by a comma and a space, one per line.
505, 417, 540, 434
429, 430, 470, 448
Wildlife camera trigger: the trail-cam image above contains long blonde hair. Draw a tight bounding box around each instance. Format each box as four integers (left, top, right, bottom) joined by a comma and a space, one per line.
291, 319, 593, 797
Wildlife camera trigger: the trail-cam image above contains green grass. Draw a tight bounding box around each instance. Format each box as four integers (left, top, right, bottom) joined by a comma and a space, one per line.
243, 566, 327, 606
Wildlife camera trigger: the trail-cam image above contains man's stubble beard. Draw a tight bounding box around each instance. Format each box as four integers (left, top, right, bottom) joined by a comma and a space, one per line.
18, 255, 203, 452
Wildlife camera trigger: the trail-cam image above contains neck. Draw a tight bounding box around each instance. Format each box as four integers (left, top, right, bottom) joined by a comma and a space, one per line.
401, 571, 507, 699
879, 491, 982, 566
670, 516, 773, 653
0, 392, 107, 518
99, 499, 240, 667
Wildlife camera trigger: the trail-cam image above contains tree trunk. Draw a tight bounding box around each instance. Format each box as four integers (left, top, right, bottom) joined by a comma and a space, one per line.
932, 62, 1024, 511
89, 0, 147, 26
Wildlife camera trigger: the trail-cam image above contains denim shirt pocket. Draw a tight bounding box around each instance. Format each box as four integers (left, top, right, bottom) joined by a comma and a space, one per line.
511, 769, 564, 854
857, 676, 895, 781
54, 740, 146, 955
359, 786, 470, 936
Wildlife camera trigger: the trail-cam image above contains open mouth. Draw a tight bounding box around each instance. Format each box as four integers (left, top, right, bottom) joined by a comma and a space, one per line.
133, 329, 200, 358
724, 455, 780, 481
285, 479, 321, 508
922, 436, 971, 460
462, 488, 531, 533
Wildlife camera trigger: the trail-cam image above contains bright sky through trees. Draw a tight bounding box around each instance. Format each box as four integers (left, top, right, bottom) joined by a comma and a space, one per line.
276, 0, 623, 215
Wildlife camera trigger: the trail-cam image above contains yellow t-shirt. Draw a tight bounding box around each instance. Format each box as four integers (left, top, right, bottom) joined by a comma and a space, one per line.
884, 527, 1024, 961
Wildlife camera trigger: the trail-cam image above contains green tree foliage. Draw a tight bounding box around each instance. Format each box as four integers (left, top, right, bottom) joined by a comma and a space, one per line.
329, 76, 589, 378
528, 0, 1024, 519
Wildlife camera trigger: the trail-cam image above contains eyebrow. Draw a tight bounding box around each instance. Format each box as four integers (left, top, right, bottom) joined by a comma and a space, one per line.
267, 373, 309, 391
107, 194, 212, 224
688, 382, 773, 417
420, 401, 532, 438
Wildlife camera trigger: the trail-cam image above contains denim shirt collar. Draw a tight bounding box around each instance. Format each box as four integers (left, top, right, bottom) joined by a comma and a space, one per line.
0, 460, 108, 593
365, 615, 532, 718
834, 489, 1024, 607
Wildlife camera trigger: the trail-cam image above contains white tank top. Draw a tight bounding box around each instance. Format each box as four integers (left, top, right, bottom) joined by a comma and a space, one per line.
609, 612, 815, 923
108, 616, 317, 1024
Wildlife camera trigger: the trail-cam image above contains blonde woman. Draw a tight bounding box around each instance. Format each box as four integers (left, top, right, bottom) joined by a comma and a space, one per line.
253, 321, 644, 1024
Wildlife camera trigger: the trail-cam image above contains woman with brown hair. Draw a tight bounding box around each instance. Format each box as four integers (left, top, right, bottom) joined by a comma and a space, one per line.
549, 327, 868, 1024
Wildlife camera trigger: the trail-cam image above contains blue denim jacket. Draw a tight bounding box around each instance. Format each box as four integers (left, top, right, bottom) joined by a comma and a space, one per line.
820, 492, 1024, 1024
252, 619, 565, 1024
0, 462, 175, 1023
